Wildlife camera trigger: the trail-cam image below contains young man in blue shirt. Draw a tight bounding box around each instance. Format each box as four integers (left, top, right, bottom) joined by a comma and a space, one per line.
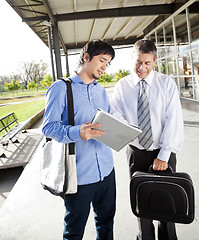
42, 39, 116, 240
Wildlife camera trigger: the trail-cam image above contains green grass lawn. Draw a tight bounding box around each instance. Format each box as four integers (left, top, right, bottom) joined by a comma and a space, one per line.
0, 82, 115, 136
0, 81, 117, 139
0, 95, 45, 105
0, 99, 45, 137
0, 88, 47, 99
0, 99, 45, 121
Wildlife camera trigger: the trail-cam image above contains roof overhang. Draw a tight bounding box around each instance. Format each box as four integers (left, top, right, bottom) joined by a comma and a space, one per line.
5, 0, 198, 52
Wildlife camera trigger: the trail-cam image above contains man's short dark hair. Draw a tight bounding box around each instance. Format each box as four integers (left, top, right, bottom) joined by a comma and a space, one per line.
79, 39, 115, 66
133, 39, 157, 60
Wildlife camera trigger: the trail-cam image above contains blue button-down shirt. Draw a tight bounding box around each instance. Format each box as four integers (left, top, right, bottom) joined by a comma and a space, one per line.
42, 73, 114, 185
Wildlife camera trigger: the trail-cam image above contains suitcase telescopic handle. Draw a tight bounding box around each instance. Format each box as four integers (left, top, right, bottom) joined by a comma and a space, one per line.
149, 165, 173, 175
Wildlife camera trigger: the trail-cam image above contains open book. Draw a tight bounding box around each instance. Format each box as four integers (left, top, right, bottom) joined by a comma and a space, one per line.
91, 108, 142, 151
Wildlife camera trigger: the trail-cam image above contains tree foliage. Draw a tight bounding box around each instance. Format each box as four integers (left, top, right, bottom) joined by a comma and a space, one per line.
4, 79, 20, 91
114, 69, 130, 81
40, 74, 53, 87
98, 73, 113, 83
27, 81, 38, 90
0, 74, 21, 86
18, 60, 48, 88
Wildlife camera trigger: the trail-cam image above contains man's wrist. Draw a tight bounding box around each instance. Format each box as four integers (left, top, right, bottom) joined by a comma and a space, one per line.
157, 149, 171, 162
68, 125, 81, 141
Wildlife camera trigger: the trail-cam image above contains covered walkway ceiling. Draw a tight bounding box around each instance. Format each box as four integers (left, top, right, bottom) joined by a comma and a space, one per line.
6, 0, 199, 53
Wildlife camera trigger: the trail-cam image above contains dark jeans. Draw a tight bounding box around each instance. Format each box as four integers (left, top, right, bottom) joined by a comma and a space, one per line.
63, 169, 116, 240
127, 145, 178, 240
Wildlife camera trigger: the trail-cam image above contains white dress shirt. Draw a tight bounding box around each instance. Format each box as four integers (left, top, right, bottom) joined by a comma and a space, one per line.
110, 70, 184, 162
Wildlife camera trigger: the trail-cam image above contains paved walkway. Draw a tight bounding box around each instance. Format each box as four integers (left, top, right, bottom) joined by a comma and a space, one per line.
0, 98, 198, 239
0, 97, 45, 107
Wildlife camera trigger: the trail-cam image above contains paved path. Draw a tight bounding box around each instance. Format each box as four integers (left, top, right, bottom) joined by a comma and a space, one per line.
0, 97, 45, 107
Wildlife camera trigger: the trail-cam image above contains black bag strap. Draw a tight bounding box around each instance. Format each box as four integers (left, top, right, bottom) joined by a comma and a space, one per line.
59, 78, 76, 197
59, 77, 75, 155
46, 77, 75, 155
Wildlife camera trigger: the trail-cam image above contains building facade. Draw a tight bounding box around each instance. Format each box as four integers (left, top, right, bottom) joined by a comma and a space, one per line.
146, 2, 199, 101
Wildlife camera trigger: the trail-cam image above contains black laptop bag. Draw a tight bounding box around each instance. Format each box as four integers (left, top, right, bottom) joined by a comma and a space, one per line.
130, 167, 195, 224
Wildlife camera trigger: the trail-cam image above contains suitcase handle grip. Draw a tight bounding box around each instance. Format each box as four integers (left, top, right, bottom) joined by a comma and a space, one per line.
149, 165, 173, 175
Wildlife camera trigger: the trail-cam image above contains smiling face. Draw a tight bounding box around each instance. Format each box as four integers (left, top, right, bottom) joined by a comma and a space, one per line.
84, 53, 112, 80
132, 51, 157, 79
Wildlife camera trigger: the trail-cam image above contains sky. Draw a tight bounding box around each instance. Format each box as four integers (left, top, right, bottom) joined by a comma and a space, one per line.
0, 0, 134, 77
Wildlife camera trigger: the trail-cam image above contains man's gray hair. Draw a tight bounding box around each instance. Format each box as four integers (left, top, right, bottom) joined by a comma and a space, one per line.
132, 39, 157, 60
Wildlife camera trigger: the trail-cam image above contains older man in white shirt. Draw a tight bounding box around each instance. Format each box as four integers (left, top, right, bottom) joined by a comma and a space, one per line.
110, 39, 183, 240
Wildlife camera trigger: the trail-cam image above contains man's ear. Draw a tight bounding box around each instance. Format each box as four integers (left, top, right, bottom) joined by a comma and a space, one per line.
154, 56, 158, 64
84, 53, 90, 63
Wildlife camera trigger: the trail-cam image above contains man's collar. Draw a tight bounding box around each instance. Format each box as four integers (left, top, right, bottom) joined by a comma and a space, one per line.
144, 70, 154, 86
70, 72, 97, 85
134, 70, 154, 86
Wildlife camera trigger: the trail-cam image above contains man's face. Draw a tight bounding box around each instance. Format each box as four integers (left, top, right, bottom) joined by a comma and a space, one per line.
84, 53, 112, 80
132, 51, 157, 79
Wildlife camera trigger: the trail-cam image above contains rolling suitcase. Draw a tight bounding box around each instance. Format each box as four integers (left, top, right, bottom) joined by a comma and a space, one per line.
130, 167, 195, 224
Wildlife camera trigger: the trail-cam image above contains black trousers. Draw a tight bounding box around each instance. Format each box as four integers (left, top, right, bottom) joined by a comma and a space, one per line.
63, 169, 116, 240
126, 145, 178, 240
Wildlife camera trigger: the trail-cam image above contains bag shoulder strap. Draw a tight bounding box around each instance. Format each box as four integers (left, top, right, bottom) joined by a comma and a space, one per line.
59, 77, 75, 155
59, 77, 74, 127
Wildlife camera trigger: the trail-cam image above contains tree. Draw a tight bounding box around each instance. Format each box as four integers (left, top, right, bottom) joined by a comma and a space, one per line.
114, 69, 130, 81
98, 73, 113, 83
0, 75, 11, 85
31, 60, 48, 83
40, 74, 53, 87
0, 74, 21, 85
4, 79, 20, 92
18, 61, 34, 88
0, 85, 6, 94
27, 81, 38, 90
0, 76, 10, 94
18, 60, 48, 88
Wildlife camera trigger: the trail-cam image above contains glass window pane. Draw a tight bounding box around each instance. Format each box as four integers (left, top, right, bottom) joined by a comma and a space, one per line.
158, 59, 166, 74
164, 20, 173, 44
174, 14, 188, 45
189, 4, 199, 44
178, 51, 191, 76
193, 77, 199, 100
147, 3, 199, 102
157, 27, 166, 58
168, 57, 176, 75
180, 76, 193, 99
191, 48, 199, 75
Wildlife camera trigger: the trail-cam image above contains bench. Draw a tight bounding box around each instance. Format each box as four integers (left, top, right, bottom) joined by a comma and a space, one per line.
0, 112, 32, 157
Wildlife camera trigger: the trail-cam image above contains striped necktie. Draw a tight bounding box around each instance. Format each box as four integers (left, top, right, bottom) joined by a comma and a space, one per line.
137, 79, 153, 150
